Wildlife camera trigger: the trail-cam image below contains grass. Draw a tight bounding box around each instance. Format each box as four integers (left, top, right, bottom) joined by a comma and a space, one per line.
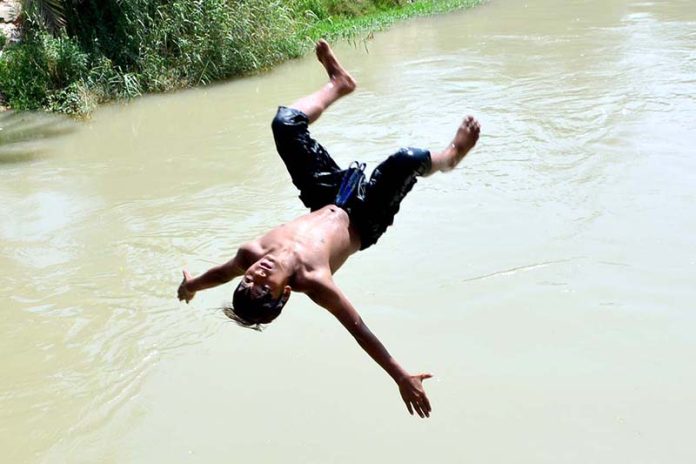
301, 0, 482, 41
0, 0, 482, 116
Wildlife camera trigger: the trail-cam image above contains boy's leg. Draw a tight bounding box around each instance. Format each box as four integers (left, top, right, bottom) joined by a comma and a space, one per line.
289, 40, 356, 123
355, 117, 480, 249
426, 116, 480, 176
271, 40, 356, 210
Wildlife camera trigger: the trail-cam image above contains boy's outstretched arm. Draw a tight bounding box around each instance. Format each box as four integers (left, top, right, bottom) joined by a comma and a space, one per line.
307, 277, 433, 418
178, 247, 249, 303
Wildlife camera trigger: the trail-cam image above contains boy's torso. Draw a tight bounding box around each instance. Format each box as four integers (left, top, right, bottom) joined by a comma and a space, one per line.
242, 205, 361, 291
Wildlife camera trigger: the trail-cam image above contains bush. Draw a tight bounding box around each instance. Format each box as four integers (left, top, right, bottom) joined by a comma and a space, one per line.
47, 81, 95, 114
289, 0, 330, 20
0, 33, 88, 111
0, 44, 50, 110
0, 0, 305, 112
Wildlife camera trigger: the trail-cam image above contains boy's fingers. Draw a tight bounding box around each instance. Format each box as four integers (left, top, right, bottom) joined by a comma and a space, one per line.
421, 402, 430, 418
406, 401, 413, 415
423, 396, 432, 413
419, 397, 430, 415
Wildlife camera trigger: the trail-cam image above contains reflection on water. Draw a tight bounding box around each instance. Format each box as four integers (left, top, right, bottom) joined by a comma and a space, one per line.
0, 111, 76, 163
2, 0, 696, 462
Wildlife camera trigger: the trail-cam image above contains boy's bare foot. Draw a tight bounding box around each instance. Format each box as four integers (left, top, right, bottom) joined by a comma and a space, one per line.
451, 116, 480, 158
428, 116, 481, 174
316, 39, 356, 96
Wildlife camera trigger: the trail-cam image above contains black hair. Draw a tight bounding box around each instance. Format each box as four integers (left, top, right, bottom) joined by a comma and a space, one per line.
223, 281, 288, 331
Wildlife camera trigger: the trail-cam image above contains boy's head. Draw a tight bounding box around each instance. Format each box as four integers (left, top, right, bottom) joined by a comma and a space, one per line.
224, 257, 291, 330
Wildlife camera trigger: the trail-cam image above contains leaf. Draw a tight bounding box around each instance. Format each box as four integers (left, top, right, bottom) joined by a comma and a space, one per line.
23, 0, 66, 33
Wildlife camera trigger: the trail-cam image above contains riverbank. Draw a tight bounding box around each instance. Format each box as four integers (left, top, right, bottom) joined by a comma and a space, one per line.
0, 0, 19, 110
0, 0, 481, 116
0, 0, 20, 44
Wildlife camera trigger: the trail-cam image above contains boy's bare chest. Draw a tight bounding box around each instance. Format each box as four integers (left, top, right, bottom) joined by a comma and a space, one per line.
259, 207, 359, 274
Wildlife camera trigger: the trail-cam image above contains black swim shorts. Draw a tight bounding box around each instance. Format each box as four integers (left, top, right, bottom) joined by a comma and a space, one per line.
272, 106, 431, 250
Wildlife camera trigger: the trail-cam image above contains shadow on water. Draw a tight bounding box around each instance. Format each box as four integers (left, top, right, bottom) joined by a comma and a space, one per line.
0, 111, 77, 164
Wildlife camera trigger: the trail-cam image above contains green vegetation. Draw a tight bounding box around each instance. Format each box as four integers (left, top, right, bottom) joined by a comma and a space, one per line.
0, 0, 481, 115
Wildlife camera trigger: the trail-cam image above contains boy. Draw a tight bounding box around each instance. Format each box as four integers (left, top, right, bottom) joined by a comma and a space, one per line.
178, 40, 480, 418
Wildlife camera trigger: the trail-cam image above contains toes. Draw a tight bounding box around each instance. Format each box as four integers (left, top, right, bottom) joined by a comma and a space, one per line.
464, 116, 481, 134
315, 40, 330, 61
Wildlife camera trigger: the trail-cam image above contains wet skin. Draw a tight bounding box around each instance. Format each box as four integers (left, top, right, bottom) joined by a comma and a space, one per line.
237, 204, 361, 300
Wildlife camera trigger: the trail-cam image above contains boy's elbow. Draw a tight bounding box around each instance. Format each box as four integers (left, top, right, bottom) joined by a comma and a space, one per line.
220, 268, 236, 283
210, 266, 233, 284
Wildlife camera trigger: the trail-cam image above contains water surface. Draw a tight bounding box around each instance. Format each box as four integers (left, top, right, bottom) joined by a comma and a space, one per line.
2, 0, 695, 462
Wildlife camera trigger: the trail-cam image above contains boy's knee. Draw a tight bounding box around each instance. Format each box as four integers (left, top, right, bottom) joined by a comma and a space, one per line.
386, 148, 432, 176
272, 106, 309, 135
271, 110, 291, 134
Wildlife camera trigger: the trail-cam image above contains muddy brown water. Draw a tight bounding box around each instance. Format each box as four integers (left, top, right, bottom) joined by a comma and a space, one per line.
2, 0, 695, 462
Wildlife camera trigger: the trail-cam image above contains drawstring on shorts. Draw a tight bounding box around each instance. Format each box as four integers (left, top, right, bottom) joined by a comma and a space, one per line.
335, 161, 366, 207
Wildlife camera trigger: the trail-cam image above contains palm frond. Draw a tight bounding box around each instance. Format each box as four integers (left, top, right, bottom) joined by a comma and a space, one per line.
23, 0, 66, 33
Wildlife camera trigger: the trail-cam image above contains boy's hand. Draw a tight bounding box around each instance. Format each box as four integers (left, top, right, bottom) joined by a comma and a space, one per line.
398, 373, 433, 418
178, 270, 196, 303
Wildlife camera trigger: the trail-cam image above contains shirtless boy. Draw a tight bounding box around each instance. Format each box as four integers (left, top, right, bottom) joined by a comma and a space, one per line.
178, 40, 480, 418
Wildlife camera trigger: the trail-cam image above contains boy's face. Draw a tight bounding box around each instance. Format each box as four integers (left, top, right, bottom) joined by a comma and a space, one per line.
241, 256, 289, 300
